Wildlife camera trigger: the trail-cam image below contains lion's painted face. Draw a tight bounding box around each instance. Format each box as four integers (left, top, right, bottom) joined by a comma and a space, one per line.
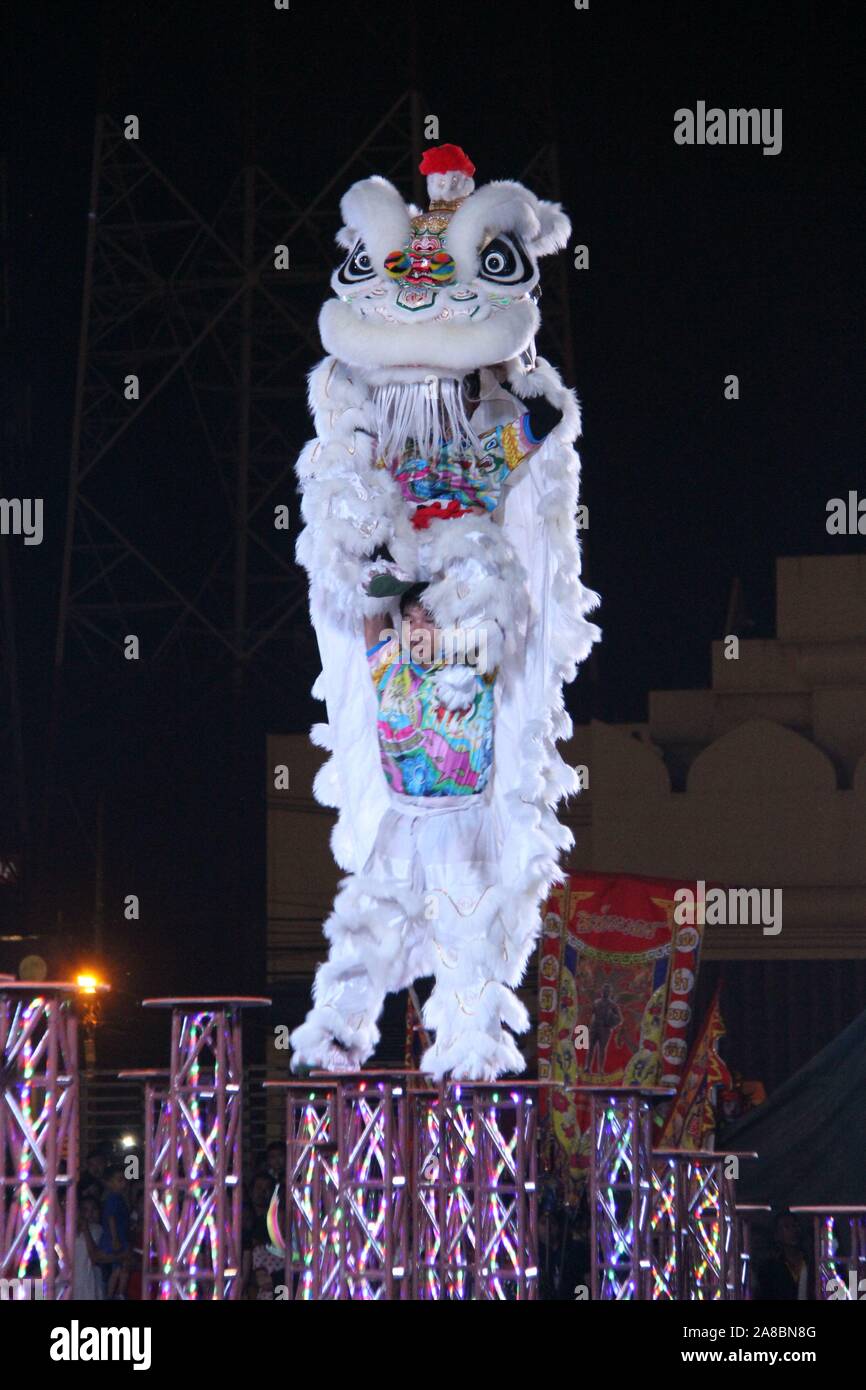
318, 176, 571, 381
336, 215, 537, 325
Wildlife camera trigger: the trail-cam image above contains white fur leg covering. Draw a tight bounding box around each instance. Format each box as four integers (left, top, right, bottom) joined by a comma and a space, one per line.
290, 872, 426, 1073
420, 895, 531, 1081
421, 977, 529, 1082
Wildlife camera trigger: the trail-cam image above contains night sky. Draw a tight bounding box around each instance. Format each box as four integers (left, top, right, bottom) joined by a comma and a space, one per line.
1, 1, 862, 1057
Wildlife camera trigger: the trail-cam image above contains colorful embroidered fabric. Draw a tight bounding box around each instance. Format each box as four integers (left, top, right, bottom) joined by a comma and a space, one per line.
658, 984, 731, 1149
385, 412, 539, 515
367, 640, 495, 797
537, 873, 706, 1198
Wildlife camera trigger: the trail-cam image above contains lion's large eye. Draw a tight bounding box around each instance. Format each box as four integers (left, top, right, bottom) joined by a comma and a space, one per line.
478, 234, 532, 285
337, 239, 377, 285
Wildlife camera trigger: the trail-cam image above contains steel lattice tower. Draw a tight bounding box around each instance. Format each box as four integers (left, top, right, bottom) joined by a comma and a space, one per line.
0, 982, 80, 1300
48, 91, 441, 800
53, 88, 575, 720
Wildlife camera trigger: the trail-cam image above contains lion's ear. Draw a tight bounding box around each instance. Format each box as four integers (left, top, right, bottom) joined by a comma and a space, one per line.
446, 181, 571, 282
338, 176, 412, 274
532, 201, 571, 256
446, 182, 541, 283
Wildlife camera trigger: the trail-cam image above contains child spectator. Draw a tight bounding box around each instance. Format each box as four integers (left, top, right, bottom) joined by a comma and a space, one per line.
73, 1195, 108, 1300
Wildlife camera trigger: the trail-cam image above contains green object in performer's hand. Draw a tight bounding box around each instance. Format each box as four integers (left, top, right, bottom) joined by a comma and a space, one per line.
366, 573, 415, 598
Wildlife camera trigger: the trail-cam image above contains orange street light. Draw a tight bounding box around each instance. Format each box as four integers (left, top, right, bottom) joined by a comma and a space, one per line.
75, 971, 110, 1067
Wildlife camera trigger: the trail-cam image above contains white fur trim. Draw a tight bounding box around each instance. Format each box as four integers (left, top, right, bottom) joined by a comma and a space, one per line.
319, 296, 539, 373
431, 663, 479, 711
532, 201, 572, 257
427, 171, 475, 203
338, 176, 412, 275
445, 180, 571, 282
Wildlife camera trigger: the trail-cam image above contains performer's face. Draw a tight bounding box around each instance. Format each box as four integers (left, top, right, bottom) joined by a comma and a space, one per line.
402, 602, 437, 662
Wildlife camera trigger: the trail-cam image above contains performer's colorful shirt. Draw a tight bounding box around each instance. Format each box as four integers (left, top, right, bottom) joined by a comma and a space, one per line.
367, 639, 495, 797
383, 412, 540, 515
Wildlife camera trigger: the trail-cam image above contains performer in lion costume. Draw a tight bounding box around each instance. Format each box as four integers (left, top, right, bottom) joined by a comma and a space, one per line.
290, 144, 600, 1080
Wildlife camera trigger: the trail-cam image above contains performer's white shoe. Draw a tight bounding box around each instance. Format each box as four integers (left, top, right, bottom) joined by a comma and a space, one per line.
289, 1009, 377, 1074
420, 1029, 527, 1082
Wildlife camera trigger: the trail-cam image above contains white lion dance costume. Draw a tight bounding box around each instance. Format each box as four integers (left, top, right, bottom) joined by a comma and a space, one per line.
290, 145, 600, 1080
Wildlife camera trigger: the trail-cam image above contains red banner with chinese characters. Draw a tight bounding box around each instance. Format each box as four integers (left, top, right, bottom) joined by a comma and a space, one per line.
538, 872, 707, 1198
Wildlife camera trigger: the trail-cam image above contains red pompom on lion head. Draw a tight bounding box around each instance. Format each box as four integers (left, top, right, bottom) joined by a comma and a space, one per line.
419, 145, 477, 215
418, 144, 476, 179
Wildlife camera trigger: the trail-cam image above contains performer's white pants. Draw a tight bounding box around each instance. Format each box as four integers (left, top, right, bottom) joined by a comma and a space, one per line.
290, 789, 528, 1080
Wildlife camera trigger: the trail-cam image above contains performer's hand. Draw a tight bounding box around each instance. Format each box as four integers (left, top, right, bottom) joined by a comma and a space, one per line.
360, 548, 413, 600
433, 664, 477, 712
508, 380, 563, 442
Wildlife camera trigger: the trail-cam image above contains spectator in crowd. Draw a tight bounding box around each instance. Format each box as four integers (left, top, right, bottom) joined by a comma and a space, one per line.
265, 1141, 285, 1189
77, 1146, 108, 1206
99, 1165, 131, 1299
72, 1196, 109, 1300
128, 1183, 144, 1242
252, 1248, 281, 1299
755, 1212, 812, 1300
242, 1169, 282, 1294
126, 1184, 145, 1299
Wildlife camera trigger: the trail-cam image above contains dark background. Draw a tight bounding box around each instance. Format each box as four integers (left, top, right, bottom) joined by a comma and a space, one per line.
0, 0, 862, 1070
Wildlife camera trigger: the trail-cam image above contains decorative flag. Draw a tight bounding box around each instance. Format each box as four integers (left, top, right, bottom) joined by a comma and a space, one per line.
538, 872, 707, 1198
659, 983, 732, 1149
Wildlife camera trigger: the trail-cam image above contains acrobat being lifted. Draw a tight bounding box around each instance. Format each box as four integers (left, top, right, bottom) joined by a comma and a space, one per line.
290, 144, 600, 1081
